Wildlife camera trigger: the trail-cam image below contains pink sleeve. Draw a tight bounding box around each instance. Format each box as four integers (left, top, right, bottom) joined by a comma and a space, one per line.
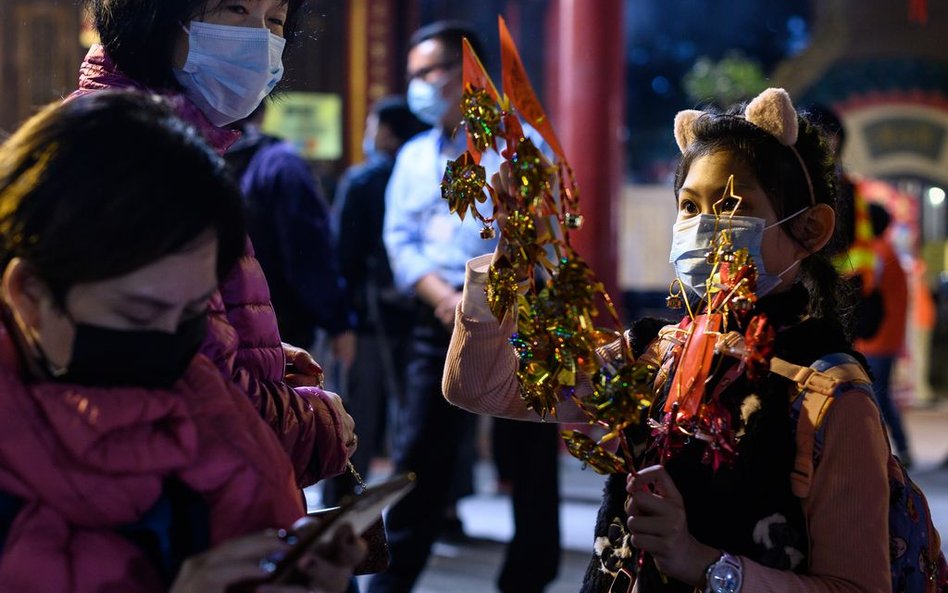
442, 305, 533, 420
231, 368, 347, 486
740, 390, 891, 593
201, 290, 347, 487
443, 255, 607, 422
294, 386, 349, 481
442, 302, 595, 422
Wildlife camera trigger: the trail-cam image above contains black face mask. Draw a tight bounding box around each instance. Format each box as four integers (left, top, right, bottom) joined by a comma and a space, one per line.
54, 313, 208, 389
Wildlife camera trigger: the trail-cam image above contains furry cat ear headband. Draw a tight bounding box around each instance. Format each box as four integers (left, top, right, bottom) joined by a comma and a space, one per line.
674, 88, 815, 205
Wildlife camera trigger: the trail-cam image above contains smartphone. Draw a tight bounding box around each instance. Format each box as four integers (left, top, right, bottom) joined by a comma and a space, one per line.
267, 472, 415, 584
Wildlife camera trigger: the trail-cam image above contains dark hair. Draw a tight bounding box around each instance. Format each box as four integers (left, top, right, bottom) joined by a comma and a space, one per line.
83, 0, 308, 89
409, 20, 486, 67
372, 95, 430, 143
806, 103, 847, 154
673, 105, 851, 330
0, 91, 246, 305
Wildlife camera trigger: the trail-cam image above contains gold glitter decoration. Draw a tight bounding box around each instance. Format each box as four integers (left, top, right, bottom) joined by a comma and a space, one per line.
486, 259, 519, 320
582, 362, 656, 431
462, 87, 503, 154
510, 139, 557, 212
447, 24, 652, 475
441, 152, 487, 222
561, 430, 627, 474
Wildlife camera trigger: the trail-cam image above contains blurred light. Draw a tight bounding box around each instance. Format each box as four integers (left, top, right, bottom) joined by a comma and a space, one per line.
787, 16, 807, 35
785, 16, 810, 55
929, 187, 946, 206
651, 76, 671, 95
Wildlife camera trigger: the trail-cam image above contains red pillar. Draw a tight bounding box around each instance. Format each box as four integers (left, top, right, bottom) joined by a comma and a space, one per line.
547, 0, 625, 306
346, 0, 401, 166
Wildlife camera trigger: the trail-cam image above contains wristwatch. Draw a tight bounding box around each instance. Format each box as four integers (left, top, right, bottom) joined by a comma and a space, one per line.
703, 552, 743, 593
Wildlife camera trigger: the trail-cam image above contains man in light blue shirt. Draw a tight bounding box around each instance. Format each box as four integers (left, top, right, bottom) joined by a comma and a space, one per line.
384, 123, 501, 301
372, 20, 560, 593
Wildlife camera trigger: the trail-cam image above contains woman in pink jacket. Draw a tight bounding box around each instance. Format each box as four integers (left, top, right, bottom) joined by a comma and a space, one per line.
69, 0, 355, 486
0, 92, 364, 592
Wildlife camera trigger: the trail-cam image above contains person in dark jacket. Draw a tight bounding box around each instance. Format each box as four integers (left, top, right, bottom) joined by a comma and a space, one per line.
71, 0, 356, 487
323, 96, 428, 504
0, 90, 364, 593
226, 104, 355, 350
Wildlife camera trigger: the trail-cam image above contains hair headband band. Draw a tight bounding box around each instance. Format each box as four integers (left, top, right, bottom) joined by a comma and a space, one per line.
673, 87, 816, 206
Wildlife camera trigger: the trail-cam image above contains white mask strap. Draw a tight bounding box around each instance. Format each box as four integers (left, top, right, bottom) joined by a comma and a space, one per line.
776, 259, 801, 279
763, 207, 807, 232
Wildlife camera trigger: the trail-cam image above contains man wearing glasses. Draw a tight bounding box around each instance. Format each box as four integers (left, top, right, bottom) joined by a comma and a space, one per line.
372, 20, 560, 593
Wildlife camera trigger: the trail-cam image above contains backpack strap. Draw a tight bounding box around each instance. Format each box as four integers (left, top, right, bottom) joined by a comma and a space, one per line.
769, 353, 872, 498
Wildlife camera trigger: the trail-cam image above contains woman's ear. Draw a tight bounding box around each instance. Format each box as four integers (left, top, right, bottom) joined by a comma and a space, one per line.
794, 204, 836, 256
2, 258, 46, 330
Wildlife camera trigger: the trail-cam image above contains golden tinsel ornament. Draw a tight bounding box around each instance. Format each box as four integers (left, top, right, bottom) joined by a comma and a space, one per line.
441, 152, 487, 222
486, 259, 519, 320
446, 20, 650, 477
501, 210, 539, 269
561, 430, 627, 474
666, 279, 684, 310
510, 138, 556, 211
583, 362, 656, 431
462, 87, 503, 154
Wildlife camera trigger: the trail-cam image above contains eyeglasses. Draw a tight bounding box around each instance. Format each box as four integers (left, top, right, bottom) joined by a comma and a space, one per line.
406, 60, 460, 84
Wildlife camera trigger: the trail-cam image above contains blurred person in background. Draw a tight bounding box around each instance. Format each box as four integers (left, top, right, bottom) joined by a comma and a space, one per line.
856, 203, 913, 467
324, 96, 429, 506
811, 105, 913, 465
225, 103, 355, 355
371, 20, 560, 593
909, 258, 937, 406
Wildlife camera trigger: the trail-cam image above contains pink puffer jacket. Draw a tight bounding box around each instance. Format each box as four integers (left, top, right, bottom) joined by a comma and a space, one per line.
68, 46, 349, 485
0, 319, 305, 592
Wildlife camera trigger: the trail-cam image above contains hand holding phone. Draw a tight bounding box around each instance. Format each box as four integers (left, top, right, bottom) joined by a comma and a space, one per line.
267, 473, 415, 586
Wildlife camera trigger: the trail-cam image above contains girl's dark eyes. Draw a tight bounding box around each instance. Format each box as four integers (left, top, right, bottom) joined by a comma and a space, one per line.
679, 200, 699, 214
720, 197, 741, 212
222, 4, 285, 29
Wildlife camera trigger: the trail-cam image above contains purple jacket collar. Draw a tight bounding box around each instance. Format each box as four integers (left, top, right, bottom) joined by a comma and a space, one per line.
71, 45, 240, 154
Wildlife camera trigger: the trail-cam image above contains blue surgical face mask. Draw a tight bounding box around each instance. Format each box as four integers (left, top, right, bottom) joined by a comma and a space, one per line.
407, 76, 452, 126
173, 21, 286, 127
668, 208, 807, 299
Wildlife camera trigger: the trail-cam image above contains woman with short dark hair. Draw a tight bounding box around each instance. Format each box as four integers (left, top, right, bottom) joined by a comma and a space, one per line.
72, 0, 357, 487
0, 90, 364, 592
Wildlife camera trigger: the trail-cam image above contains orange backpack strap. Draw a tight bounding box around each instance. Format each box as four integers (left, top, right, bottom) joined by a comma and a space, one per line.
769, 354, 872, 498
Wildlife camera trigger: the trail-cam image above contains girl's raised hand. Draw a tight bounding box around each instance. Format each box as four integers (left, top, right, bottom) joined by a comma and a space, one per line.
489, 162, 519, 267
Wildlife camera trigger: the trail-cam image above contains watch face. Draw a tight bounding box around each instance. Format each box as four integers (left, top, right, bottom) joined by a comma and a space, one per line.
709, 563, 741, 593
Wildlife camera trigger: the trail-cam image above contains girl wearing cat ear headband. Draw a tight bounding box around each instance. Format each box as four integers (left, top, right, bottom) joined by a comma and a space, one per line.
444, 88, 895, 593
